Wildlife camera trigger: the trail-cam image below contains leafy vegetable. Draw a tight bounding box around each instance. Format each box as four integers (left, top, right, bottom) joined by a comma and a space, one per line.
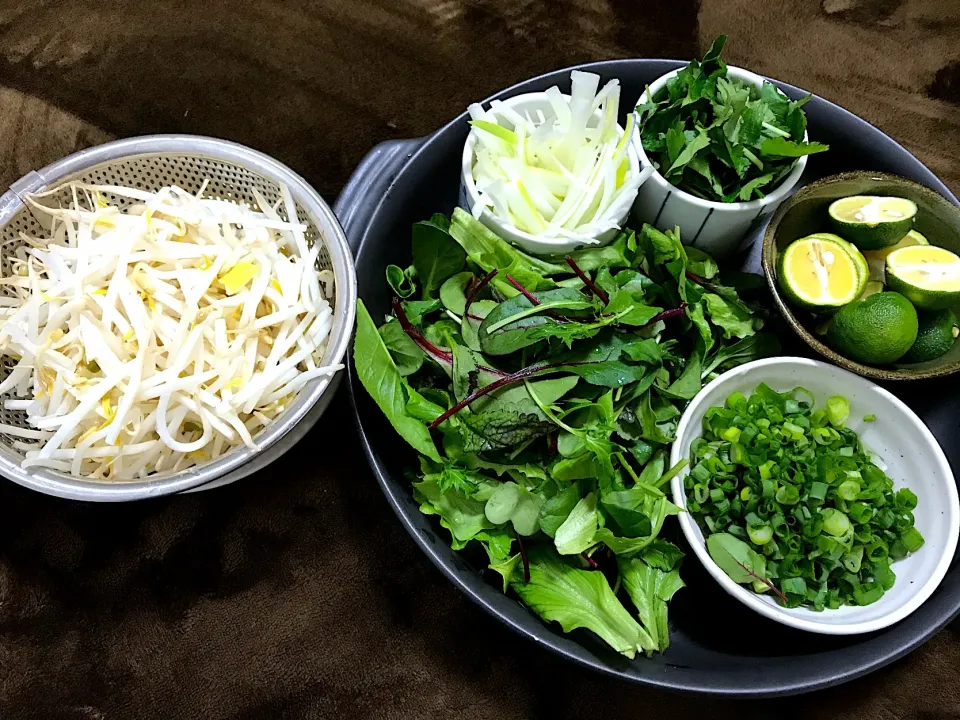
412, 214, 466, 298
619, 556, 685, 652
688, 385, 924, 609
359, 209, 777, 657
355, 300, 441, 461
512, 547, 653, 658
636, 35, 828, 202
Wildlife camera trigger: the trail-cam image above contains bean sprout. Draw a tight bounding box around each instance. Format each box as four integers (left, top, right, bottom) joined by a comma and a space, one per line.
0, 182, 341, 480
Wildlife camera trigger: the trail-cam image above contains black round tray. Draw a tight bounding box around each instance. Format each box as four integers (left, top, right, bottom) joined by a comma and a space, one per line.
335, 59, 960, 696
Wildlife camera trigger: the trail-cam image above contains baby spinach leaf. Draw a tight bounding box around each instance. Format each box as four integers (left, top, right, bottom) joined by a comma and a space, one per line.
402, 299, 441, 326
554, 493, 598, 555
685, 251, 719, 283
539, 484, 581, 538
550, 454, 597, 482
552, 233, 632, 272
451, 343, 477, 402
622, 338, 661, 364
660, 354, 702, 400
440, 272, 475, 315
386, 264, 416, 298
354, 300, 440, 461
706, 532, 768, 584
602, 488, 655, 538
379, 320, 424, 376
604, 288, 663, 327
511, 546, 652, 658
703, 292, 759, 339
461, 299, 496, 352
412, 217, 466, 298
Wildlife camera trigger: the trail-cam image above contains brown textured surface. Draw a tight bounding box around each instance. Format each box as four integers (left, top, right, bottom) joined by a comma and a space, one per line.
0, 1, 959, 718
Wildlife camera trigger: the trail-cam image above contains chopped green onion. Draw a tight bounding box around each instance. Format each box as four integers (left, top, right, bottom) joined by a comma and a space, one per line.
822, 509, 851, 537
748, 524, 773, 545
901, 527, 925, 553
826, 396, 850, 428
838, 480, 860, 501
689, 385, 923, 611
863, 414, 876, 422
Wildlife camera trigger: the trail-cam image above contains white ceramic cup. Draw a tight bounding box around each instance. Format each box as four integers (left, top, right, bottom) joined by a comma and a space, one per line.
460, 91, 644, 255
670, 357, 959, 635
631, 66, 808, 257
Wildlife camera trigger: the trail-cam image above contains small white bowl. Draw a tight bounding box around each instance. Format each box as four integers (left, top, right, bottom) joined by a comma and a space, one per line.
669, 356, 959, 635
460, 91, 644, 255
631, 66, 808, 258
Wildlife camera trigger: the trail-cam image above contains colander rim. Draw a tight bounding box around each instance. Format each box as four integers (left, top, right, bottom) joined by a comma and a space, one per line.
0, 134, 356, 500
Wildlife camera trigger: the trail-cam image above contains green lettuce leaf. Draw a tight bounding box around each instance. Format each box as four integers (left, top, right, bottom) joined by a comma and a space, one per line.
511, 546, 653, 658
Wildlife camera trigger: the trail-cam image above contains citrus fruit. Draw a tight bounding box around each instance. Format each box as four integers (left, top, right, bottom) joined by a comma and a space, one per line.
828, 195, 917, 250
826, 292, 918, 365
899, 309, 959, 364
806, 233, 869, 286
885, 245, 960, 310
778, 234, 865, 311
863, 229, 928, 282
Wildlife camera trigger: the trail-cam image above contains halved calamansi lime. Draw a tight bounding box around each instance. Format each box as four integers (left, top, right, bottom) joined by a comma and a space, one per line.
828, 195, 917, 250
778, 235, 866, 310
863, 229, 928, 282
806, 232, 869, 286
886, 245, 960, 310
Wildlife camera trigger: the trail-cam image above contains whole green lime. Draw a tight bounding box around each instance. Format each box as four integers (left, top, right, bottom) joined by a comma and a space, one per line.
899, 309, 959, 364
826, 292, 919, 365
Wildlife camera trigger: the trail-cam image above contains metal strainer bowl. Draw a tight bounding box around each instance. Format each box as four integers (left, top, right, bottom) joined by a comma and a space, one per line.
0, 135, 356, 501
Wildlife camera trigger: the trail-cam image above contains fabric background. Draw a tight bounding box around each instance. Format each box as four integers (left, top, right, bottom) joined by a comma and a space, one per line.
0, 0, 957, 717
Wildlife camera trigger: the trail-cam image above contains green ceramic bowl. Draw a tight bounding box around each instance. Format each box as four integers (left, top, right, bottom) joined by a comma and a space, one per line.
762, 171, 960, 381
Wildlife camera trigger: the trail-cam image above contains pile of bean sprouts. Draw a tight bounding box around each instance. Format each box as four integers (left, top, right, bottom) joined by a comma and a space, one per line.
0, 181, 340, 479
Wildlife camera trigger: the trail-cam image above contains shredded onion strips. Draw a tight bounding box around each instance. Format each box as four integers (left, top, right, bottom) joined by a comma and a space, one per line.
468, 70, 651, 245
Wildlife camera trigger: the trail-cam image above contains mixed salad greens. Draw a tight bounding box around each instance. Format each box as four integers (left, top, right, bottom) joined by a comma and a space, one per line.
636, 36, 828, 203
691, 388, 924, 609
355, 208, 778, 657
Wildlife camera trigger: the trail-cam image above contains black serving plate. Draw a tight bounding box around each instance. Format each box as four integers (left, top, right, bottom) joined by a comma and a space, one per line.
335, 60, 960, 696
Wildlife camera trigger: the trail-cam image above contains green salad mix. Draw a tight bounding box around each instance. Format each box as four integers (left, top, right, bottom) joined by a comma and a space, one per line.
691, 387, 924, 609
355, 208, 778, 657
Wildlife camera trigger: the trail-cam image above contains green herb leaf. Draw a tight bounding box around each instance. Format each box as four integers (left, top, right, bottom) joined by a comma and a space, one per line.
440, 271, 476, 315
760, 136, 829, 158
354, 300, 440, 461
511, 546, 652, 658
539, 484, 581, 538
619, 558, 685, 652
378, 320, 424, 376
703, 292, 759, 339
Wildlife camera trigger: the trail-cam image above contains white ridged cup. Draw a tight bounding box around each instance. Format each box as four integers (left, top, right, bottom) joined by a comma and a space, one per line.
460, 91, 644, 255
631, 66, 808, 257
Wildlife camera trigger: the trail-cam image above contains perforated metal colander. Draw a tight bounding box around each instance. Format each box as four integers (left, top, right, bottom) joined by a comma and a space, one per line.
0, 135, 356, 500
